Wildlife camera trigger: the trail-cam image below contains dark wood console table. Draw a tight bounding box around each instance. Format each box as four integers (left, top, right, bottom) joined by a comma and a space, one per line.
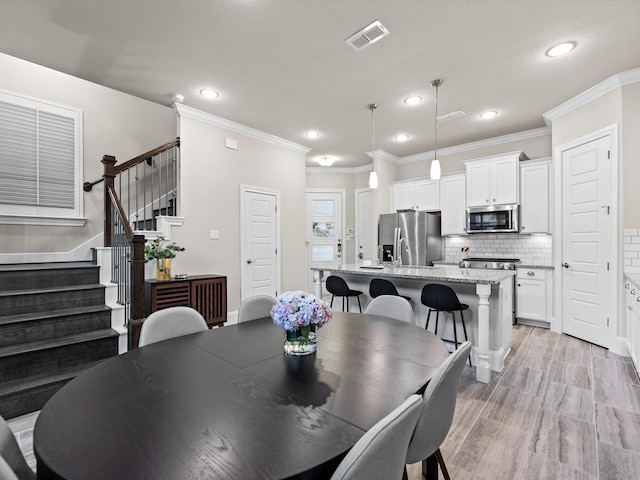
145, 274, 227, 329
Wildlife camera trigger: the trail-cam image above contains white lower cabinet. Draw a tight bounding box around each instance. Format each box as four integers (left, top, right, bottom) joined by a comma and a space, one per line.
624, 276, 640, 374
516, 268, 551, 324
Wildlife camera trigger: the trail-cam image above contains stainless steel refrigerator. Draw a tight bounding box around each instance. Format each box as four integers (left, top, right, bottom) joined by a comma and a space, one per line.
378, 210, 442, 266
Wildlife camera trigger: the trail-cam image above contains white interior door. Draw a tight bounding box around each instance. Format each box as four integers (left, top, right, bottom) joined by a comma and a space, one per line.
241, 187, 279, 299
561, 135, 612, 347
356, 188, 376, 263
305, 190, 344, 292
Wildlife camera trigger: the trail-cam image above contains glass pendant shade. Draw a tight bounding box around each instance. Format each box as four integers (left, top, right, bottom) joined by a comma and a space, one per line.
430, 159, 441, 180
369, 170, 379, 189
430, 79, 443, 181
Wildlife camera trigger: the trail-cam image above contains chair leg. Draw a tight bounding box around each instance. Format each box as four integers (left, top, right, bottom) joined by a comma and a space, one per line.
435, 448, 451, 480
422, 455, 439, 480
425, 309, 432, 330
330, 295, 334, 308
452, 311, 459, 349
459, 310, 472, 367
460, 310, 469, 342
402, 466, 409, 480
356, 295, 362, 313
434, 311, 440, 335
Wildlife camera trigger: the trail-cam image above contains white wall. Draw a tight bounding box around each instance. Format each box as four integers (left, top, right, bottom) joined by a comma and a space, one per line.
175, 114, 308, 311
0, 52, 176, 256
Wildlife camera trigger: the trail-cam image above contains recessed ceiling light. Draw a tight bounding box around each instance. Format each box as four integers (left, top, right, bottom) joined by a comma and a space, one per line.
480, 110, 498, 119
545, 41, 577, 57
318, 156, 334, 167
305, 131, 320, 139
395, 134, 410, 142
404, 96, 422, 105
200, 89, 219, 99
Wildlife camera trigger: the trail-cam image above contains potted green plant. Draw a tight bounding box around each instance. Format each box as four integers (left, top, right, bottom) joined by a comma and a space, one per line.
144, 237, 185, 281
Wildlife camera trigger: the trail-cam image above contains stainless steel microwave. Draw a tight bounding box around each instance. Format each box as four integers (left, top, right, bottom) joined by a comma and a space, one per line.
466, 204, 519, 233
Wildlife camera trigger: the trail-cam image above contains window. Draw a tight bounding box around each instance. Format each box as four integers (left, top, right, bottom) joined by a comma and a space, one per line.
0, 91, 83, 225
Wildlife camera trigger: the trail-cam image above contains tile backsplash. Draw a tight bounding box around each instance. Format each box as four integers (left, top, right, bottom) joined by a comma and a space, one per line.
444, 233, 552, 265
624, 228, 640, 273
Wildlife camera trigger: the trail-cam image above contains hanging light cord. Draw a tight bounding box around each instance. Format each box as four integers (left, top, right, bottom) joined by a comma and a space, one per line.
369, 103, 377, 166
431, 79, 442, 160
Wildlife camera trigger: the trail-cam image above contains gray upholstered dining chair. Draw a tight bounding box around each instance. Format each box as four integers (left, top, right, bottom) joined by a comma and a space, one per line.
138, 306, 208, 347
237, 295, 277, 323
0, 415, 36, 480
364, 295, 415, 325
403, 341, 472, 480
330, 394, 422, 480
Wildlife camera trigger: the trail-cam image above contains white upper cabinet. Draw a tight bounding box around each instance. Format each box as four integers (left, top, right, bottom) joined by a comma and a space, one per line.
520, 159, 551, 234
440, 173, 467, 235
390, 178, 439, 212
465, 151, 526, 207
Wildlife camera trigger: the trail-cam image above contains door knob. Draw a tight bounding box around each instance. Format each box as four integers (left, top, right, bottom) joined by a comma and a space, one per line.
247, 259, 254, 264
562, 262, 570, 268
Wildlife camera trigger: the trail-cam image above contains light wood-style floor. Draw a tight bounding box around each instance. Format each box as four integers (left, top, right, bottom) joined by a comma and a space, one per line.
8, 325, 640, 479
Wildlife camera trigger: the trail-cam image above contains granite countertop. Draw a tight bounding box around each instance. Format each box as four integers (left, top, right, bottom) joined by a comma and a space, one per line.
312, 263, 515, 285
518, 264, 554, 270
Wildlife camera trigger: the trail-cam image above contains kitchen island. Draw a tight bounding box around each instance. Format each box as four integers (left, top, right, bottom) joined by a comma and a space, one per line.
310, 264, 515, 383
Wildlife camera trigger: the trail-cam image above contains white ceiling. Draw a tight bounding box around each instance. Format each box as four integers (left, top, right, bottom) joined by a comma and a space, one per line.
1, 0, 639, 168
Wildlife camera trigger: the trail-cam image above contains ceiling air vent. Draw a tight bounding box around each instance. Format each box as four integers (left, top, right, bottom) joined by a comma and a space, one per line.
345, 20, 390, 51
437, 110, 466, 121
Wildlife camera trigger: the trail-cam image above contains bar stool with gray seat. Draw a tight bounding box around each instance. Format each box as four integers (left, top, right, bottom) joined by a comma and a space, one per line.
420, 284, 470, 352
369, 278, 412, 302
325, 275, 363, 313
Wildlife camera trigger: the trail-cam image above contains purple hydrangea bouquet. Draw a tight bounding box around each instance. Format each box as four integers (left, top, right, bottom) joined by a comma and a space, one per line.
271, 291, 332, 355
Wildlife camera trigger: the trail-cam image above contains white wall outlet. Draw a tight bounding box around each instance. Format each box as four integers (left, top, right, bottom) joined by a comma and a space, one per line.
209, 230, 219, 240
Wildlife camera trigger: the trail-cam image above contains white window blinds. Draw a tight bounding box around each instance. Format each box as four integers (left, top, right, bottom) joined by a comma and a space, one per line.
0, 91, 82, 223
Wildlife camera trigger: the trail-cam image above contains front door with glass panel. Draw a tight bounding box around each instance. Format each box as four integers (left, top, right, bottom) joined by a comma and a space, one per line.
305, 191, 345, 293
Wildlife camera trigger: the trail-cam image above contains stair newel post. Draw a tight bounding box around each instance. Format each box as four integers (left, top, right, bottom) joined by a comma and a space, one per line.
129, 234, 146, 349
102, 155, 117, 247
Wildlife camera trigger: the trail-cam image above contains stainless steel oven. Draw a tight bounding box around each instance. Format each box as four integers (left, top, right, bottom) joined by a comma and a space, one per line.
466, 204, 518, 233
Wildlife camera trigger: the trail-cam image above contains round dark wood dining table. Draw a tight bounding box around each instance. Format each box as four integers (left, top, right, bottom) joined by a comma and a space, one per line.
34, 312, 449, 480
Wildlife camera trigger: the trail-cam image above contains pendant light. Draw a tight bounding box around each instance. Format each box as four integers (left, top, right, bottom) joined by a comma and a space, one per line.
430, 79, 443, 180
368, 103, 378, 189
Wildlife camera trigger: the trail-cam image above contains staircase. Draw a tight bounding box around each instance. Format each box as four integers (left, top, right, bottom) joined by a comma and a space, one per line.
0, 262, 119, 419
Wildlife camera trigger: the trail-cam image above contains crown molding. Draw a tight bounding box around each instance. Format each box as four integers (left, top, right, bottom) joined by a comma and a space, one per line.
367, 149, 401, 165
398, 126, 550, 165
173, 103, 312, 155
543, 67, 640, 124
306, 166, 364, 174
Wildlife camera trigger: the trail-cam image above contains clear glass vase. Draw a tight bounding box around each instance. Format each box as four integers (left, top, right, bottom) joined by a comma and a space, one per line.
283, 326, 317, 356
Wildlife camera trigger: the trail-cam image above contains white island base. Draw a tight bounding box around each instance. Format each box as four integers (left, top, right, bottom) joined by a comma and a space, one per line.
312, 264, 515, 383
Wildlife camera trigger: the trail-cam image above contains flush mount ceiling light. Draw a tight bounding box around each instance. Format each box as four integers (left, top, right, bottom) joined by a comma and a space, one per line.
318, 156, 334, 167
545, 41, 577, 57
404, 96, 422, 105
430, 79, 443, 180
199, 89, 219, 99
395, 134, 410, 142
305, 130, 320, 139
368, 103, 378, 189
480, 110, 498, 119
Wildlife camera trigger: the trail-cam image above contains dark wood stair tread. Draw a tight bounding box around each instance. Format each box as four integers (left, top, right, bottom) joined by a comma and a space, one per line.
0, 262, 96, 272
0, 329, 119, 358
0, 284, 104, 298
0, 359, 108, 396
0, 304, 111, 326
